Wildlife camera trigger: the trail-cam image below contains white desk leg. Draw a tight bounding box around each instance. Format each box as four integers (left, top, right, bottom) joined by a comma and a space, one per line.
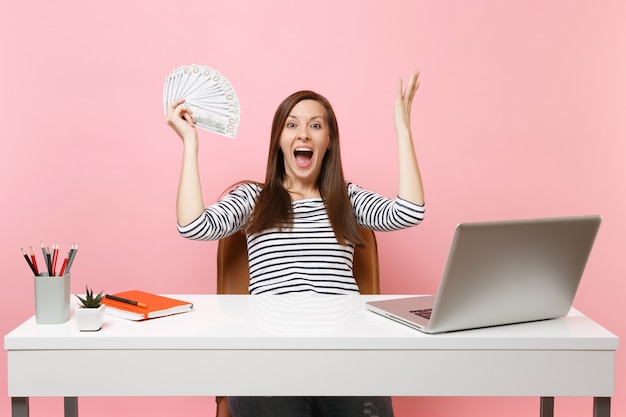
594, 397, 610, 417
11, 397, 29, 417
64, 397, 78, 417
540, 397, 554, 417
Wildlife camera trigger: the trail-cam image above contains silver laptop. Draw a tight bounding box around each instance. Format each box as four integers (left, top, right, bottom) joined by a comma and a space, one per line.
366, 215, 602, 333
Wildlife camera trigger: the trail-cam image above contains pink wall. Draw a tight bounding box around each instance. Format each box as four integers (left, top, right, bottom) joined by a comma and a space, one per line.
2, 1, 624, 416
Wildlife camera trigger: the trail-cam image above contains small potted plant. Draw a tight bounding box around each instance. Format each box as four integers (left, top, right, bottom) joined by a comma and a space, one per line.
75, 286, 105, 331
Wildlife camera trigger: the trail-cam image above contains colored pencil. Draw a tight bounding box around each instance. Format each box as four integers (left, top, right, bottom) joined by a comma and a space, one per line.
41, 242, 51, 275
66, 243, 79, 273
29, 246, 39, 275
51, 243, 59, 276
59, 253, 69, 276
21, 248, 38, 275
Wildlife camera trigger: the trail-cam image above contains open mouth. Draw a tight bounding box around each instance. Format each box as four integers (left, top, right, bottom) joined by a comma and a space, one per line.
294, 148, 313, 166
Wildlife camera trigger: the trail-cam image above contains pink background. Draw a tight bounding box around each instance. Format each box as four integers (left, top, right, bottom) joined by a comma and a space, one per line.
1, 1, 624, 416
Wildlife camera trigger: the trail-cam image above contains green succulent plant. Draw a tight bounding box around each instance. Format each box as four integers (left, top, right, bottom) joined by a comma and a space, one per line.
75, 286, 104, 308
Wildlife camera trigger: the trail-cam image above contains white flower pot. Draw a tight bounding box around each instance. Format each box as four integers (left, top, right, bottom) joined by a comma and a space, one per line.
75, 304, 105, 331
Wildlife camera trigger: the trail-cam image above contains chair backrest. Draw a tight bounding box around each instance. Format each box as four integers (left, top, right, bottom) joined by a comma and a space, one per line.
216, 227, 380, 295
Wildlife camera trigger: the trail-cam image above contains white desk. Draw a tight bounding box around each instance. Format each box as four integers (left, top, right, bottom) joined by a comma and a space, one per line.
5, 294, 619, 417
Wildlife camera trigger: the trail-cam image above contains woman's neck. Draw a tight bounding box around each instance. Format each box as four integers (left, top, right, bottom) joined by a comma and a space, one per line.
283, 179, 320, 200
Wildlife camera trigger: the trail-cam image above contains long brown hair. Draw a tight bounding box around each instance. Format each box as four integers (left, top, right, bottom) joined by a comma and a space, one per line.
246, 90, 361, 246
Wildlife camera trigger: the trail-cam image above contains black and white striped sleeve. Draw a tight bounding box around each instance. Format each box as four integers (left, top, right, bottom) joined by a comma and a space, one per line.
177, 182, 261, 241
348, 182, 425, 231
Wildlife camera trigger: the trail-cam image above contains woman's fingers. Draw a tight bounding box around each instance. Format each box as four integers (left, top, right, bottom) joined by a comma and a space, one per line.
166, 99, 196, 128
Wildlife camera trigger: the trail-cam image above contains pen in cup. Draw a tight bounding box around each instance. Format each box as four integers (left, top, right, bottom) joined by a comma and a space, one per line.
21, 248, 38, 275
41, 242, 51, 275
51, 243, 59, 276
59, 253, 70, 276
29, 242, 78, 276
29, 247, 39, 275
66, 243, 79, 273
46, 246, 52, 275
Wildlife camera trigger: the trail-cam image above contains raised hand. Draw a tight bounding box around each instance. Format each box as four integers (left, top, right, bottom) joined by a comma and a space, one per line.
395, 70, 420, 135
166, 98, 197, 142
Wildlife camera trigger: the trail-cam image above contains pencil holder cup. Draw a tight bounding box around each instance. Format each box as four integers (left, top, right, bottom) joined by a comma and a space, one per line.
34, 272, 71, 324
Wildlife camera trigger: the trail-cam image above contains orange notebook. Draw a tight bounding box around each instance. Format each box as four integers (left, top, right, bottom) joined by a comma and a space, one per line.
102, 290, 194, 321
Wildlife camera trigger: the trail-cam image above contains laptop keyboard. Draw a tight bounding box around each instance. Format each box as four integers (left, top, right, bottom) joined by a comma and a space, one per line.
409, 308, 432, 319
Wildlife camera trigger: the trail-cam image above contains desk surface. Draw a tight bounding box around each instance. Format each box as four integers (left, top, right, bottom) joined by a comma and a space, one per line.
4, 294, 619, 398
5, 294, 618, 350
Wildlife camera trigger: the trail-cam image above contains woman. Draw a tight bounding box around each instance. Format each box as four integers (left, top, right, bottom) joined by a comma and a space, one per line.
166, 71, 424, 416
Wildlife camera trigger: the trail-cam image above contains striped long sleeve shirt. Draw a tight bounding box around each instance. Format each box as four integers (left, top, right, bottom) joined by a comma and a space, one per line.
178, 182, 425, 294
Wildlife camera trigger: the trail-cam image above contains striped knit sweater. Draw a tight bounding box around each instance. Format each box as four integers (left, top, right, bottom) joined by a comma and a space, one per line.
178, 182, 424, 294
